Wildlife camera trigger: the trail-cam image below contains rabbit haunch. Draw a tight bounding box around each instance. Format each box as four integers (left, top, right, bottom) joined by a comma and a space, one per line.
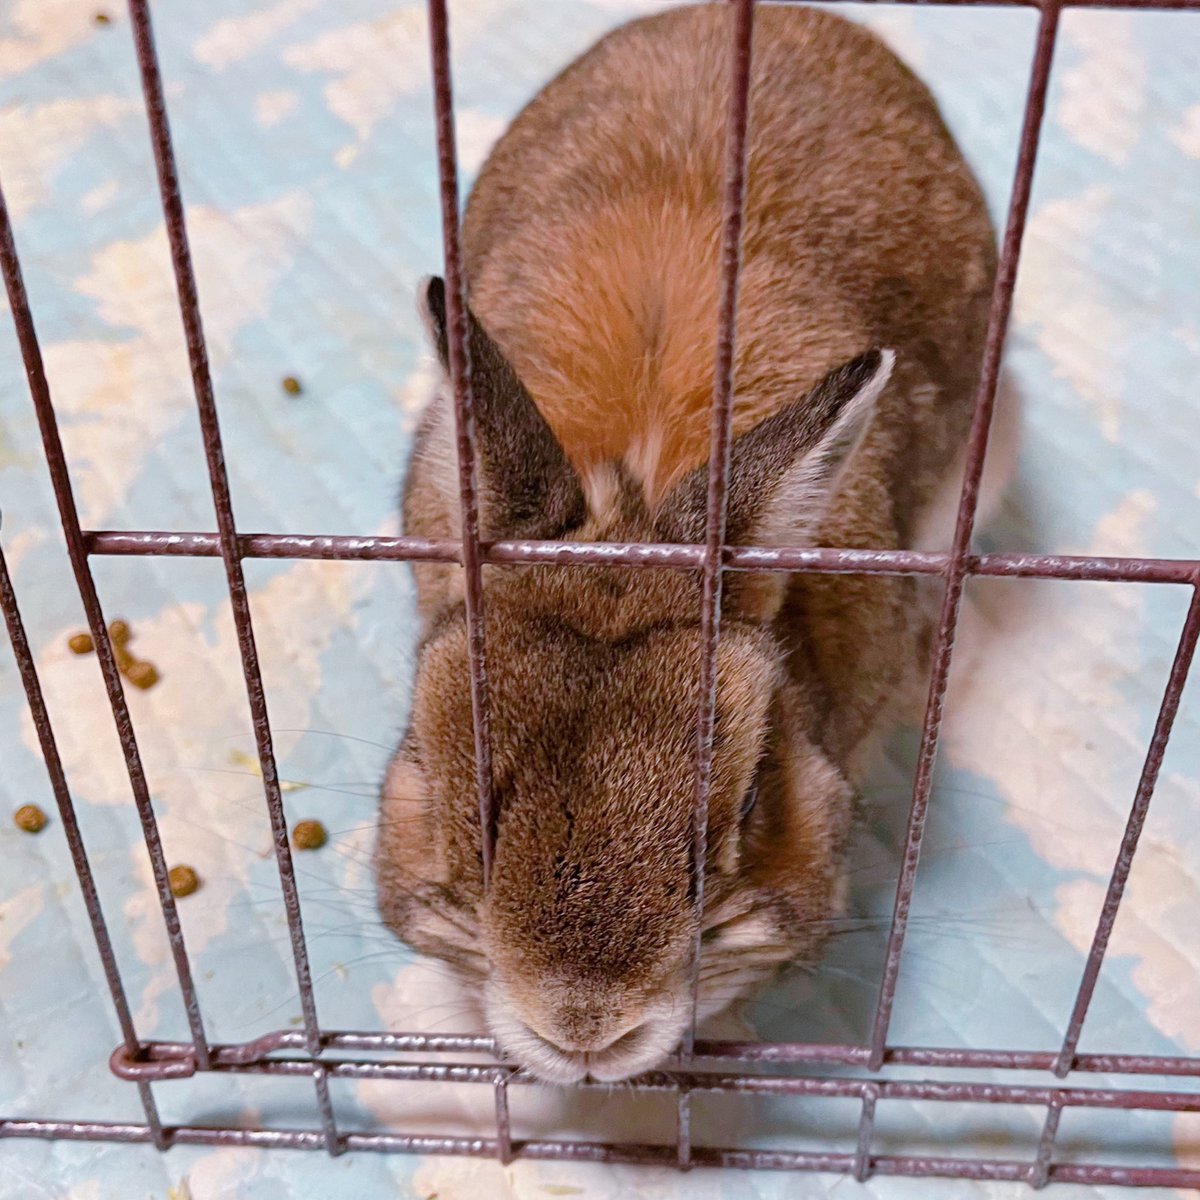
378, 3, 996, 1085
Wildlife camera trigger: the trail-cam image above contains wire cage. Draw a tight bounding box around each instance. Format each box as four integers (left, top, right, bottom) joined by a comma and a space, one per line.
2, 0, 1199, 1190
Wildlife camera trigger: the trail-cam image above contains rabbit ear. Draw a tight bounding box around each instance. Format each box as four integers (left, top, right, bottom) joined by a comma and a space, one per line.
416, 276, 586, 539
656, 349, 894, 549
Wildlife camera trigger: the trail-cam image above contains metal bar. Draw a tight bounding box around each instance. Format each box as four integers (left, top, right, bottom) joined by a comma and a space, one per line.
427, 0, 496, 887
685, 0, 755, 1062
854, 1084, 879, 1182
494, 1073, 513, 1166
100, 1046, 1200, 1114
1028, 1096, 1064, 1189
108, 1030, 1200, 1079
4, 1120, 1200, 1186
81, 529, 1200, 587
0, 167, 211, 1068
312, 1065, 341, 1157
0, 541, 165, 1146
125, 5, 332, 1146
758, 0, 1200, 7
676, 1088, 692, 1170
1054, 583, 1200, 1076
867, 0, 1062, 1072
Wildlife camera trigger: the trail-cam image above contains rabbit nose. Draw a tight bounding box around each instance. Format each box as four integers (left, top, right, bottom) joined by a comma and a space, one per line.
531, 1006, 643, 1053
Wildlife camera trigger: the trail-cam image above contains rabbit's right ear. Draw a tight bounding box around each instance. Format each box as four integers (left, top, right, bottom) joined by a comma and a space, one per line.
415, 276, 586, 540
656, 349, 894, 550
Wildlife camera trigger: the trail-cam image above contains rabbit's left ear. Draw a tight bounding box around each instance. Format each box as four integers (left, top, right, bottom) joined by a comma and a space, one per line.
655, 349, 894, 549
417, 276, 586, 540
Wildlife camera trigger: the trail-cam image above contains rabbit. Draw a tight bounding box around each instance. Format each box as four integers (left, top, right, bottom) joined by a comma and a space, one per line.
377, 2, 997, 1084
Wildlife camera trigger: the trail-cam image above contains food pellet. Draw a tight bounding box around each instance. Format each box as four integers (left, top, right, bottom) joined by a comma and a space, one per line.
291, 820, 327, 851
125, 660, 160, 690
281, 375, 303, 396
93, 11, 112, 25
108, 619, 131, 646
168, 865, 200, 897
14, 804, 48, 834
68, 632, 94, 655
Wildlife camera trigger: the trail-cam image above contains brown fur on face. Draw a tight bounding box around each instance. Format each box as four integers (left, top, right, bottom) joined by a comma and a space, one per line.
378, 3, 996, 1083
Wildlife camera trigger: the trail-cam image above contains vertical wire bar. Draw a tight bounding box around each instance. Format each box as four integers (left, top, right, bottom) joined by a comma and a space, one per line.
676, 1087, 693, 1170
866, 0, 1062, 1071
125, 0, 327, 1079
1053, 582, 1200, 1076
683, 0, 756, 1056
0, 173, 212, 1069
0, 539, 166, 1147
494, 1073, 512, 1166
1027, 1095, 1064, 1189
312, 1066, 342, 1157
853, 1085, 879, 1182
427, 0, 496, 886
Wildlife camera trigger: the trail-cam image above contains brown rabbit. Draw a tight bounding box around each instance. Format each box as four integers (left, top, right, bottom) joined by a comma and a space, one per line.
377, 2, 997, 1083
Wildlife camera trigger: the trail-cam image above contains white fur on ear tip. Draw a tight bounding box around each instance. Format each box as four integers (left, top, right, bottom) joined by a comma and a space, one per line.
830, 348, 895, 441
857, 347, 896, 411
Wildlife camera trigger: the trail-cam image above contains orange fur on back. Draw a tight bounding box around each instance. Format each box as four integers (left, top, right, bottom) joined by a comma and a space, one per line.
505, 196, 725, 502
461, 5, 994, 511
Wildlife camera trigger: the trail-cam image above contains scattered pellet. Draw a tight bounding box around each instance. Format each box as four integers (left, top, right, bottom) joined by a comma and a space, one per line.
125, 660, 160, 690
108, 619, 131, 646
168, 865, 200, 897
281, 375, 303, 397
14, 804, 48, 833
291, 819, 327, 851
93, 11, 112, 26
68, 632, 94, 655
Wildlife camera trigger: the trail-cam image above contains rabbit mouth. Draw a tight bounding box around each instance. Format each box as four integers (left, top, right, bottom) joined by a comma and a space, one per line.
484, 982, 686, 1084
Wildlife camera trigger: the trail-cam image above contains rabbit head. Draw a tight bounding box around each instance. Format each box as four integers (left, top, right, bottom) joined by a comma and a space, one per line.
377, 278, 893, 1083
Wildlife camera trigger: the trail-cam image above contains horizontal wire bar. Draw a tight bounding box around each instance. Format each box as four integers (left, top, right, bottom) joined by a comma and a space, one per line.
109, 1031, 1200, 1079
81, 530, 1200, 585
125, 1056, 1200, 1112
765, 0, 1200, 7
4, 1120, 1200, 1187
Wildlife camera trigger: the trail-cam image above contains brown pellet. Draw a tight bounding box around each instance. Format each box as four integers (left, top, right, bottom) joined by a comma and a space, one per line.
108, 619, 131, 646
125, 660, 160, 690
68, 632, 94, 655
281, 375, 303, 396
14, 804, 48, 833
291, 820, 327, 851
168, 865, 200, 897
93, 11, 112, 25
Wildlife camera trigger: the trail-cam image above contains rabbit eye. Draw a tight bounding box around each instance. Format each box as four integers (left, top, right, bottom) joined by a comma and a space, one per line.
740, 783, 758, 821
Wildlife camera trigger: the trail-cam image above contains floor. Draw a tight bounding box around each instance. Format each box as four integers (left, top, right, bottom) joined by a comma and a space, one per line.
1, 1, 1199, 1197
